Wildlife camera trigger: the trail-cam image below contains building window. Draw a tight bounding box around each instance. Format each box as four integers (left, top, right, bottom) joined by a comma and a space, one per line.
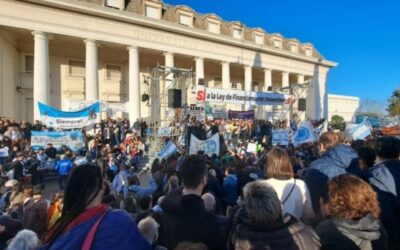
255, 35, 264, 45
145, 5, 160, 19
25, 55, 34, 73
233, 29, 242, 39
179, 14, 192, 26
105, 0, 119, 9
208, 22, 220, 34
106, 64, 122, 80
273, 39, 282, 49
69, 60, 85, 76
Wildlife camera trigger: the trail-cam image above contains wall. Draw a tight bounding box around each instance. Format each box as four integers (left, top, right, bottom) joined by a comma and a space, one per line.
328, 94, 360, 122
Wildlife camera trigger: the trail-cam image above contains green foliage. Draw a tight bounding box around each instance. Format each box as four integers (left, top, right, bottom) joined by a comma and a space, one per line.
330, 115, 346, 131
387, 89, 400, 116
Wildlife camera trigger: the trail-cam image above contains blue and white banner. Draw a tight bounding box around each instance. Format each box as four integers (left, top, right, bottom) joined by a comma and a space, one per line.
157, 141, 178, 159
293, 121, 316, 146
189, 133, 220, 157
158, 127, 171, 137
38, 102, 101, 129
272, 129, 290, 146
346, 122, 371, 140
31, 131, 85, 152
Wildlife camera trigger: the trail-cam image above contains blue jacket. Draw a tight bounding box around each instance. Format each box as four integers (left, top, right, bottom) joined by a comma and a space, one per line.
129, 177, 158, 199
43, 209, 150, 250
366, 159, 400, 202
302, 144, 358, 218
223, 174, 238, 205
54, 159, 73, 176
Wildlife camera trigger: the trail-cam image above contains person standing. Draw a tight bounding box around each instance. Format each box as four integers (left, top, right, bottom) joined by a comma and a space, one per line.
54, 155, 73, 190
23, 184, 48, 239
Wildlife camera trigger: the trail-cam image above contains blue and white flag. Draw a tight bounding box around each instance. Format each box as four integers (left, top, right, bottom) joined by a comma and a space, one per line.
189, 133, 220, 157
158, 127, 171, 137
31, 131, 85, 152
157, 141, 178, 159
293, 121, 316, 146
346, 122, 371, 140
38, 102, 100, 129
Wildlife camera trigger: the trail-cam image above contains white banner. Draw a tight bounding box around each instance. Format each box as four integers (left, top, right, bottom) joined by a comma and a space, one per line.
195, 87, 293, 106
0, 147, 9, 157
293, 121, 316, 146
272, 129, 290, 146
189, 133, 220, 157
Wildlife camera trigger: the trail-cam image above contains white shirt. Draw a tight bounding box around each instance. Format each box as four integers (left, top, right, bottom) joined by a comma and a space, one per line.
261, 178, 314, 220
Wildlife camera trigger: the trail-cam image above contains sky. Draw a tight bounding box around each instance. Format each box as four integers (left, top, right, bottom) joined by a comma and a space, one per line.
164, 0, 400, 107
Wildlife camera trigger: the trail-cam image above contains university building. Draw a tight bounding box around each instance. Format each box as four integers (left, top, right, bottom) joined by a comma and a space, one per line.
0, 0, 336, 123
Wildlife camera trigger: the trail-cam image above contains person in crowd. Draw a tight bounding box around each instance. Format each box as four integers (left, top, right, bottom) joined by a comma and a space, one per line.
302, 131, 358, 219
47, 191, 64, 229
136, 196, 153, 223
262, 147, 314, 221
11, 153, 25, 182
223, 167, 238, 213
44, 144, 57, 160
174, 241, 208, 250
40, 165, 150, 250
317, 174, 387, 250
138, 216, 166, 250
231, 181, 320, 250
159, 155, 227, 250
23, 184, 48, 239
54, 155, 73, 191
365, 136, 400, 203
7, 229, 38, 250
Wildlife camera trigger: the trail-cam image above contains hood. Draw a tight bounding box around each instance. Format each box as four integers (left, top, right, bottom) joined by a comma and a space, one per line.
334, 214, 380, 241
324, 144, 357, 169
310, 144, 357, 179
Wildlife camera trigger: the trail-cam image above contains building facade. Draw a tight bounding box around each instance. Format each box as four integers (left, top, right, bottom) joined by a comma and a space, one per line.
0, 0, 336, 122
328, 94, 360, 122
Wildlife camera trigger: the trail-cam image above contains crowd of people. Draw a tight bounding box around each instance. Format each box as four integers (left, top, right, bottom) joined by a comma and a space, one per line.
0, 116, 399, 250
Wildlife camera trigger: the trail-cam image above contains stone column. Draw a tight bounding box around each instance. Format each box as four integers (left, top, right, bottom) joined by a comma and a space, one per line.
195, 57, 204, 86
84, 39, 99, 101
244, 65, 252, 111
297, 74, 306, 121
263, 68, 272, 91
281, 71, 289, 89
162, 52, 174, 124
128, 46, 140, 122
32, 31, 50, 121
221, 62, 230, 89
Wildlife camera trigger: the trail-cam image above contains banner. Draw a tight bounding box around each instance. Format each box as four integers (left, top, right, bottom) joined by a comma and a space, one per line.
228, 110, 255, 120
246, 143, 257, 154
196, 87, 293, 106
157, 141, 178, 159
189, 133, 220, 157
293, 121, 316, 146
186, 105, 206, 121
272, 129, 290, 146
39, 102, 101, 129
31, 131, 85, 152
346, 122, 371, 140
212, 107, 227, 119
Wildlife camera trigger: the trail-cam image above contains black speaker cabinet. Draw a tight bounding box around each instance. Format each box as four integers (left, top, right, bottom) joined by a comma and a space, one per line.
168, 89, 182, 108
298, 98, 306, 111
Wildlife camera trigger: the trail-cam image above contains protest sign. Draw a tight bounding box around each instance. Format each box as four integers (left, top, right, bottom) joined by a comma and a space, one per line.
39, 102, 101, 129
0, 147, 9, 157
158, 127, 171, 137
196, 87, 293, 106
157, 141, 178, 159
293, 121, 316, 146
228, 110, 255, 120
189, 133, 220, 157
246, 143, 257, 154
212, 107, 227, 119
272, 129, 290, 146
31, 131, 85, 152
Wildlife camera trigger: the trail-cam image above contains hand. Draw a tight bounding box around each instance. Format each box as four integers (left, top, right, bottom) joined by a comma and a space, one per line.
0, 225, 6, 234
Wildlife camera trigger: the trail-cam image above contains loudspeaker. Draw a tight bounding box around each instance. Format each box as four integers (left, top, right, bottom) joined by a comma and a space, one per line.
198, 78, 205, 86
141, 94, 149, 102
298, 98, 306, 111
168, 89, 182, 108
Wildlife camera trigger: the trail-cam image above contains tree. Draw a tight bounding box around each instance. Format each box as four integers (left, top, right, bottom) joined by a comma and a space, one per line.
357, 98, 385, 118
330, 115, 346, 131
387, 89, 400, 116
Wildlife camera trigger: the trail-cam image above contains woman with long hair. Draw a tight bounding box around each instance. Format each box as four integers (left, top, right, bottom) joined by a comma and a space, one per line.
262, 147, 314, 221
317, 174, 387, 250
40, 165, 150, 250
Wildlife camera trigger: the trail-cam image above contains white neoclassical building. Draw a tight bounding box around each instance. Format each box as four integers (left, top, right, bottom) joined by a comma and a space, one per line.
0, 0, 336, 122
328, 94, 360, 122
